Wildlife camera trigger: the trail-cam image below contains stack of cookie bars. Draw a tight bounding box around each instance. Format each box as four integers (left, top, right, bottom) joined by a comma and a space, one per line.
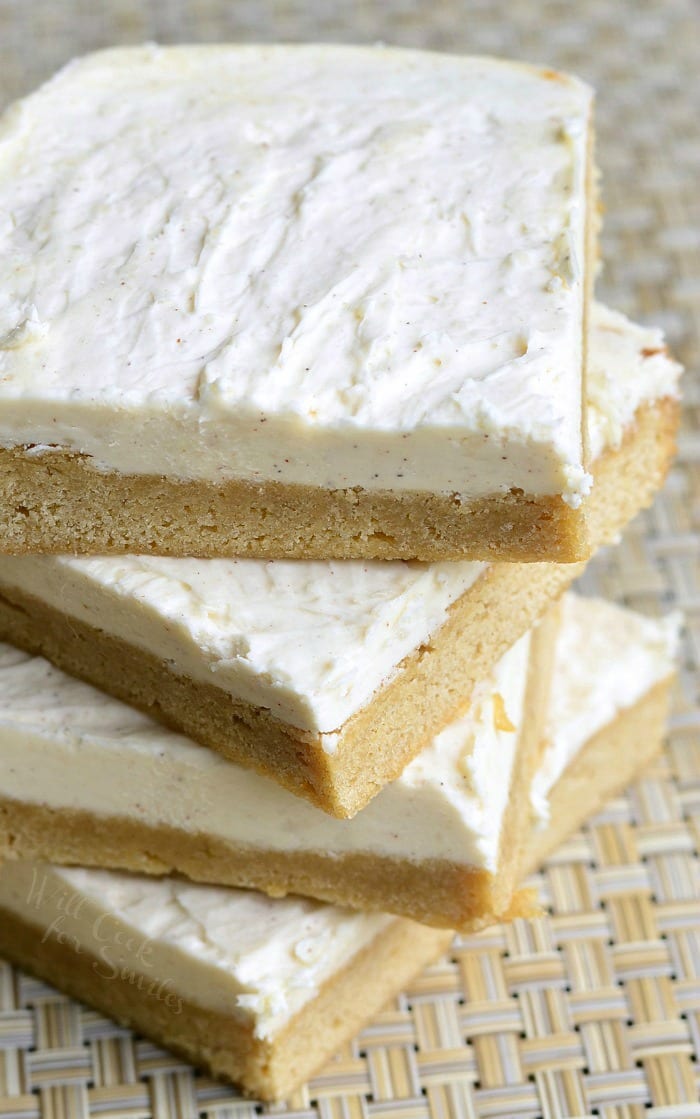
0, 45, 683, 1099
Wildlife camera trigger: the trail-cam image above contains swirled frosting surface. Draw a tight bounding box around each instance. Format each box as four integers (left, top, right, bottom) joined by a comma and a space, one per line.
0, 859, 391, 1039
0, 44, 592, 499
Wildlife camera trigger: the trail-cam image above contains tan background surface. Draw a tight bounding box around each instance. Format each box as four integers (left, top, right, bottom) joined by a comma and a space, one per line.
0, 0, 698, 1116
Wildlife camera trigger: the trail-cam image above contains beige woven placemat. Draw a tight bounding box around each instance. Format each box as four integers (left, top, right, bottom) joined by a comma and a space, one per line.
0, 0, 698, 1115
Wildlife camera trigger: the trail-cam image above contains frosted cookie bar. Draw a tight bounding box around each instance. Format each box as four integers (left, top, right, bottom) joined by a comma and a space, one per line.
0, 609, 556, 931
0, 595, 678, 928
0, 861, 452, 1100
0, 304, 680, 817
0, 553, 532, 818
0, 602, 678, 1101
526, 594, 680, 869
0, 43, 597, 561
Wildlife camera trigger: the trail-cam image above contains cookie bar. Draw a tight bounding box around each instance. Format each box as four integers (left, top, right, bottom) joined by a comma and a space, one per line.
0, 44, 596, 560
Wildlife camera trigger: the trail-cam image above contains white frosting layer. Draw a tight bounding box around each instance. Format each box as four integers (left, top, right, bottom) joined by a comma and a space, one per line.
0, 556, 484, 736
0, 630, 529, 869
0, 305, 681, 738
587, 304, 682, 460
0, 44, 592, 500
531, 595, 679, 824
0, 860, 391, 1039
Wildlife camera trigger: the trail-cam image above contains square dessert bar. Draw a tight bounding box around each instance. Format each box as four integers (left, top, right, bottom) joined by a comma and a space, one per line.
0, 596, 678, 1100
0, 305, 681, 817
523, 595, 675, 863
0, 44, 596, 560
0, 860, 452, 1101
525, 593, 679, 869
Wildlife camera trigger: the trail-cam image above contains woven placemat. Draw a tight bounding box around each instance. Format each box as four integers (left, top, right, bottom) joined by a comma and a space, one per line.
0, 0, 698, 1115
